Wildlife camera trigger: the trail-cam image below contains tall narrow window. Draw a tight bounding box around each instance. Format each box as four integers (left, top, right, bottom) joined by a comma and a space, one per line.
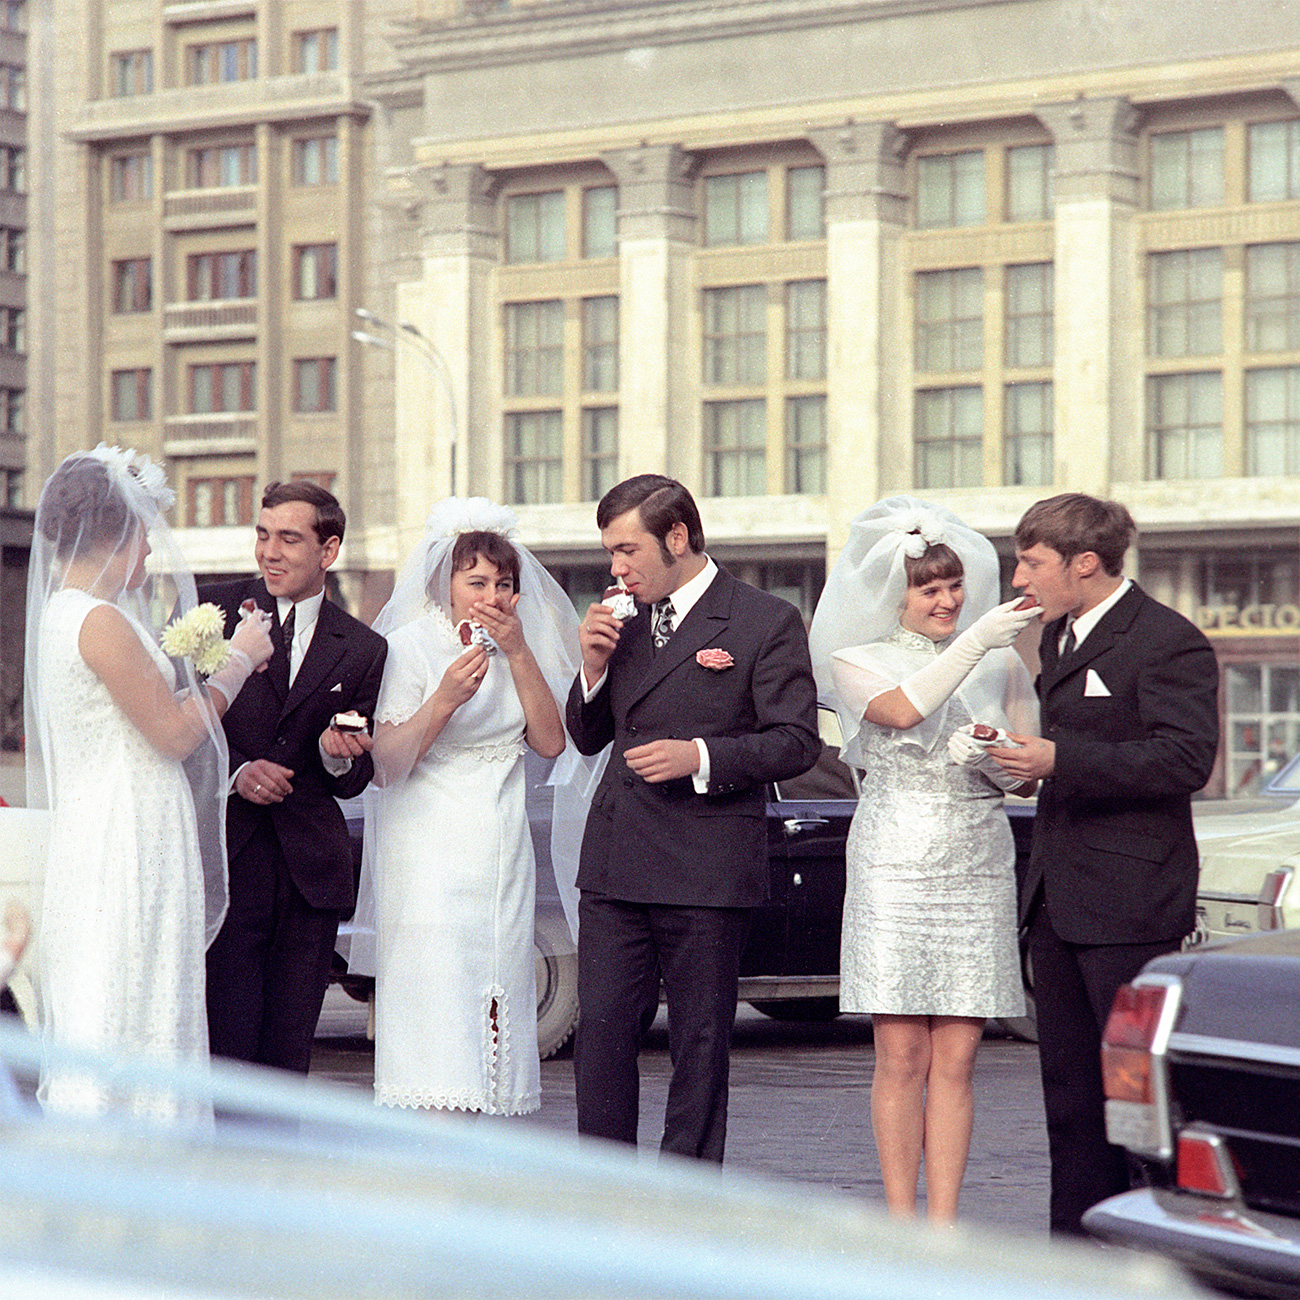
293, 244, 337, 300
0, 387, 23, 433
1146, 372, 1223, 478
915, 268, 983, 371
704, 172, 768, 247
1, 306, 23, 351
112, 257, 152, 313
785, 396, 826, 494
1150, 128, 1224, 210
293, 358, 336, 413
914, 386, 983, 488
786, 166, 825, 241
506, 192, 565, 264
582, 407, 618, 501
505, 411, 563, 504
704, 400, 766, 495
1147, 249, 1222, 357
110, 50, 152, 96
703, 285, 766, 384
1005, 263, 1054, 367
190, 361, 255, 413
1006, 144, 1054, 222
917, 151, 985, 229
1004, 381, 1053, 486
582, 297, 618, 391
109, 150, 150, 202
111, 368, 151, 421
1246, 367, 1300, 475
504, 301, 563, 396
1248, 120, 1300, 203
582, 186, 617, 259
1245, 243, 1300, 352
292, 28, 338, 73
785, 280, 826, 380
292, 135, 338, 185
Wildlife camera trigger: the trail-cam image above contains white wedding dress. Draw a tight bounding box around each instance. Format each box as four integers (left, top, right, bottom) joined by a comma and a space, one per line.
367, 609, 540, 1114
37, 588, 210, 1121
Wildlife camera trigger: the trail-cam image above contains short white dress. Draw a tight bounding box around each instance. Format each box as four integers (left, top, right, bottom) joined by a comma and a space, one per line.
367, 609, 540, 1114
37, 588, 210, 1121
835, 625, 1028, 1019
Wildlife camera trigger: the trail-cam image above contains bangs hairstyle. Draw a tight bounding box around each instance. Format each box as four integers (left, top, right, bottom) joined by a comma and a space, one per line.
1015, 493, 1135, 576
450, 530, 521, 593
903, 539, 964, 588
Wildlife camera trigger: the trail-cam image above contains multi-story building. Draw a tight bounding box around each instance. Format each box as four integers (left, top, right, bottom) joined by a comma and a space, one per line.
30, 0, 1300, 796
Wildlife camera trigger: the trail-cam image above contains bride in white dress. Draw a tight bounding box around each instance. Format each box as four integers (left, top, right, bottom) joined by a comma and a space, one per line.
349, 499, 582, 1115
25, 446, 272, 1120
810, 497, 1040, 1222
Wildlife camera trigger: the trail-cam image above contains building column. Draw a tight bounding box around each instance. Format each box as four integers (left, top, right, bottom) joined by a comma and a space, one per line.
600, 144, 697, 484
397, 162, 498, 551
1036, 96, 1141, 492
808, 121, 907, 555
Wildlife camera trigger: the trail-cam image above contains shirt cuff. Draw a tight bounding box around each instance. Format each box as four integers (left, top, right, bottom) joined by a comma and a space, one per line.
582, 668, 608, 702
692, 738, 710, 794
229, 760, 247, 795
320, 738, 353, 776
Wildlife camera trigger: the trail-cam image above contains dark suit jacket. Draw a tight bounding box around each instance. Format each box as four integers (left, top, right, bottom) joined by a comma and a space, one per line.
1021, 583, 1219, 946
566, 566, 820, 909
202, 577, 387, 912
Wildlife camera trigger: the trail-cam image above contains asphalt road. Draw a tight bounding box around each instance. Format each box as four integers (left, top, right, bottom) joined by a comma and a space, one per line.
311, 990, 1051, 1237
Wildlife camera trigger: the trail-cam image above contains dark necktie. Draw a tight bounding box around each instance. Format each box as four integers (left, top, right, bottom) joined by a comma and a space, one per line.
652, 598, 675, 651
276, 604, 296, 690
1059, 620, 1076, 661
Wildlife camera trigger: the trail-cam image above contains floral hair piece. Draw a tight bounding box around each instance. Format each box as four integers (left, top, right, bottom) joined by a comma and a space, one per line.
85, 442, 176, 513
423, 496, 518, 542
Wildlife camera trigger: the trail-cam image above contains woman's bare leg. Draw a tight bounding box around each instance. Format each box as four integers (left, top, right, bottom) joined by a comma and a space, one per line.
921, 1015, 985, 1222
870, 1014, 931, 1217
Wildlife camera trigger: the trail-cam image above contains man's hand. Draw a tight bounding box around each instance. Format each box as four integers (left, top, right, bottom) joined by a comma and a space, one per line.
238, 759, 295, 804
579, 602, 623, 689
987, 733, 1055, 783
320, 723, 375, 762
625, 739, 700, 784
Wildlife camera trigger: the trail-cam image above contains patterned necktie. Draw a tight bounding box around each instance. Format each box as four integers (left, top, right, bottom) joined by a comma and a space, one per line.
651, 598, 675, 651
278, 604, 296, 689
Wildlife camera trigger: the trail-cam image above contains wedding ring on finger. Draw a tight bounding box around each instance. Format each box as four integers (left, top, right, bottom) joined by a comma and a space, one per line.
253, 782, 261, 794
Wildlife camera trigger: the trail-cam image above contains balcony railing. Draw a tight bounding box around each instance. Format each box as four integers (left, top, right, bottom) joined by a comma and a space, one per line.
163, 412, 257, 457
164, 299, 257, 340
164, 186, 256, 229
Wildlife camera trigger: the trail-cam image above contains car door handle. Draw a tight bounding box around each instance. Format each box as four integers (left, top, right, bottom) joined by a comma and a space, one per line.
783, 815, 829, 836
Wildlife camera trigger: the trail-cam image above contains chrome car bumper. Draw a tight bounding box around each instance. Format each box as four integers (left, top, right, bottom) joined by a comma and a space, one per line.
1085, 1188, 1300, 1298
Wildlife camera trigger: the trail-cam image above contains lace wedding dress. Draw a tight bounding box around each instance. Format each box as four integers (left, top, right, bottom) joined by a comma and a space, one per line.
37, 588, 210, 1121
838, 625, 1025, 1018
367, 609, 540, 1114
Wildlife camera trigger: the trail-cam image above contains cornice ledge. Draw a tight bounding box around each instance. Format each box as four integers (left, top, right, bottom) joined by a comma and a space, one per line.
388, 0, 1028, 74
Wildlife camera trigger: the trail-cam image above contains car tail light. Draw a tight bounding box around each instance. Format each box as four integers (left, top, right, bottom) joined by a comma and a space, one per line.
1100, 975, 1182, 1160
1176, 1128, 1240, 1199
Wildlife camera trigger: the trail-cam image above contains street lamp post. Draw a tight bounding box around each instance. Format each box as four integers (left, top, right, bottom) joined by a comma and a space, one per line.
352, 307, 460, 496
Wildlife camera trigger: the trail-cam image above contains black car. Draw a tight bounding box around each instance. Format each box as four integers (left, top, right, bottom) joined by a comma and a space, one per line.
1084, 930, 1300, 1297
336, 710, 1038, 1057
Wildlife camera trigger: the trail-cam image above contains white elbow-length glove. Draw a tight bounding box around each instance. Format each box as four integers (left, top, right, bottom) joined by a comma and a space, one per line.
899, 598, 1040, 719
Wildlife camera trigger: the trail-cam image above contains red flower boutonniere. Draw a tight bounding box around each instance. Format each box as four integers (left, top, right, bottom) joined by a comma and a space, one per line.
696, 648, 735, 671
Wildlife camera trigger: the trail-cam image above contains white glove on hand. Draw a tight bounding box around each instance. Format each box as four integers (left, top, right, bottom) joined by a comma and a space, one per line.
900, 598, 1040, 719
947, 723, 1025, 792
229, 605, 274, 670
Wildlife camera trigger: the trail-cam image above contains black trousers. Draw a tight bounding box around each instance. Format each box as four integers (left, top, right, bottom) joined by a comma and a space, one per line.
206, 820, 340, 1075
1027, 897, 1180, 1235
574, 892, 749, 1163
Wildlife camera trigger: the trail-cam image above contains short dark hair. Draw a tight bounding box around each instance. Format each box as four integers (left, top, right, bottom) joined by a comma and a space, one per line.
596, 474, 705, 560
261, 480, 345, 546
1015, 493, 1135, 576
450, 530, 521, 594
38, 455, 133, 558
904, 540, 964, 588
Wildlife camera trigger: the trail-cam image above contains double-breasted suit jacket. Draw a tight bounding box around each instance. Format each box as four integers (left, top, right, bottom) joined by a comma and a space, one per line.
1022, 582, 1219, 945
203, 577, 387, 912
566, 566, 821, 909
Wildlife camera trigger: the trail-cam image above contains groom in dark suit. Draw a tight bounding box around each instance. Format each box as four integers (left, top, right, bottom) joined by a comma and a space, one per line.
990, 493, 1219, 1235
567, 475, 820, 1162
202, 481, 386, 1074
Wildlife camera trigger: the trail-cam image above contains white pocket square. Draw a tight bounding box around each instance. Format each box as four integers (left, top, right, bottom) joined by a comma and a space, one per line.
329, 682, 343, 693
1084, 668, 1111, 697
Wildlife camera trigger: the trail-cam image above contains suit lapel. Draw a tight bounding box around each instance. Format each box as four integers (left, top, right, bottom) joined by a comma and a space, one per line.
282, 598, 347, 717
1044, 584, 1144, 694
627, 569, 733, 710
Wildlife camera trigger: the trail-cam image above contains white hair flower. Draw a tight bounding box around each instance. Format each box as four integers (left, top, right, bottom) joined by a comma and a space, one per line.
162, 603, 231, 676
892, 508, 946, 557
84, 443, 176, 513
424, 496, 518, 541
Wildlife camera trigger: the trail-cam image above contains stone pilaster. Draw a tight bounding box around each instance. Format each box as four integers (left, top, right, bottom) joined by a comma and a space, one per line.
808, 121, 907, 553
600, 143, 697, 483
395, 162, 499, 542
1035, 96, 1141, 491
